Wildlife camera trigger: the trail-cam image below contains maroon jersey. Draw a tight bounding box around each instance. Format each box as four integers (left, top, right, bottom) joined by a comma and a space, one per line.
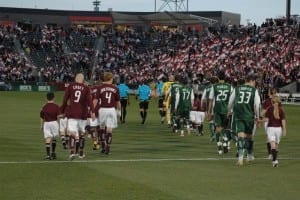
61, 82, 94, 119
266, 106, 285, 127
40, 103, 60, 122
95, 83, 120, 108
191, 98, 205, 112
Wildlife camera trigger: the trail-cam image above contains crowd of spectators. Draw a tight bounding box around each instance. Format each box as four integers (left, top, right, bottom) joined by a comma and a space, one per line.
1, 18, 300, 92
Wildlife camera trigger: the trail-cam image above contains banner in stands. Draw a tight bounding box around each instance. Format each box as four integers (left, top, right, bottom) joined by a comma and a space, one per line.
12, 85, 56, 92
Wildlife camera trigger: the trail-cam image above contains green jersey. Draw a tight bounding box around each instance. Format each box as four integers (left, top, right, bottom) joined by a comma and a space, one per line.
210, 82, 232, 115
176, 86, 194, 113
232, 85, 260, 120
169, 82, 183, 110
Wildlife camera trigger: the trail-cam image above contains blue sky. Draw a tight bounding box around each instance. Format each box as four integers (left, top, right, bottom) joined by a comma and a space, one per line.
1, 0, 299, 25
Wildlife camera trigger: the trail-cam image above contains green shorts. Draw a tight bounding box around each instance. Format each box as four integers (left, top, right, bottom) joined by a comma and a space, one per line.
214, 113, 228, 128
234, 119, 254, 135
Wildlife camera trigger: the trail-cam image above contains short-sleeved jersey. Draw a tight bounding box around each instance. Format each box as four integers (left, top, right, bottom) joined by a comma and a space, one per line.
137, 84, 151, 101
40, 103, 60, 122
61, 82, 94, 119
209, 82, 232, 114
176, 86, 194, 112
232, 85, 260, 120
266, 106, 285, 127
169, 83, 183, 106
118, 83, 130, 99
162, 81, 174, 98
95, 83, 120, 108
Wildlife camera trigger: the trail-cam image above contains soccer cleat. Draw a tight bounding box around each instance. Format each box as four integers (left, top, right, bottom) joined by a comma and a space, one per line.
78, 154, 85, 159
101, 149, 106, 154
272, 160, 279, 167
69, 154, 76, 161
45, 155, 52, 160
218, 150, 223, 155
51, 152, 56, 160
246, 154, 255, 162
236, 159, 243, 166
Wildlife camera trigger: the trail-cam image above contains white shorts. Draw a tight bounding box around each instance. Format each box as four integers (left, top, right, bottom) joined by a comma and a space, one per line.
68, 119, 87, 136
98, 107, 118, 129
59, 117, 68, 133
267, 127, 282, 144
87, 118, 99, 127
43, 121, 59, 139
189, 111, 205, 125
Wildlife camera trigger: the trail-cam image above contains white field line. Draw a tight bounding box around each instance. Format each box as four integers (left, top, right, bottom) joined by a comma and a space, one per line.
0, 157, 299, 164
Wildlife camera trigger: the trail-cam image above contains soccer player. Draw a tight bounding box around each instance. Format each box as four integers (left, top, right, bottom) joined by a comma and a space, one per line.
261, 87, 278, 159
168, 75, 183, 132
228, 73, 261, 166
118, 76, 130, 123
156, 78, 166, 124
61, 73, 95, 160
94, 72, 121, 154
174, 78, 194, 136
40, 92, 61, 160
137, 80, 151, 124
162, 75, 175, 126
190, 93, 205, 136
201, 76, 217, 142
208, 71, 233, 155
264, 95, 286, 167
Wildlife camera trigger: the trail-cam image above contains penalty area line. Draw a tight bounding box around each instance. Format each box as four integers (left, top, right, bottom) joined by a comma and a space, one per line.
0, 157, 299, 164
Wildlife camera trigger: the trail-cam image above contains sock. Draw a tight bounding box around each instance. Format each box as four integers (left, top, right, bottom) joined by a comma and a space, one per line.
79, 136, 85, 156
159, 110, 163, 117
123, 109, 127, 121
105, 132, 112, 153
245, 138, 254, 155
140, 111, 144, 119
162, 111, 166, 117
61, 136, 66, 146
97, 128, 106, 150
267, 142, 271, 155
271, 149, 278, 161
65, 135, 69, 146
51, 139, 56, 153
209, 122, 215, 137
198, 124, 203, 134
69, 135, 75, 154
45, 143, 51, 156
237, 137, 245, 159
144, 111, 147, 120
75, 139, 79, 154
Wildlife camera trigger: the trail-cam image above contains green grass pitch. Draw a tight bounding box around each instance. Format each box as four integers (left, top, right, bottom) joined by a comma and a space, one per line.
0, 91, 299, 200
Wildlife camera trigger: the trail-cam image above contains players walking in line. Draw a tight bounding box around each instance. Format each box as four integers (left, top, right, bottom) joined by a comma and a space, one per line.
174, 78, 194, 136
118, 76, 130, 124
228, 73, 261, 166
61, 73, 95, 160
264, 95, 286, 167
208, 71, 233, 155
201, 76, 217, 142
40, 92, 61, 160
94, 72, 121, 155
137, 80, 151, 124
